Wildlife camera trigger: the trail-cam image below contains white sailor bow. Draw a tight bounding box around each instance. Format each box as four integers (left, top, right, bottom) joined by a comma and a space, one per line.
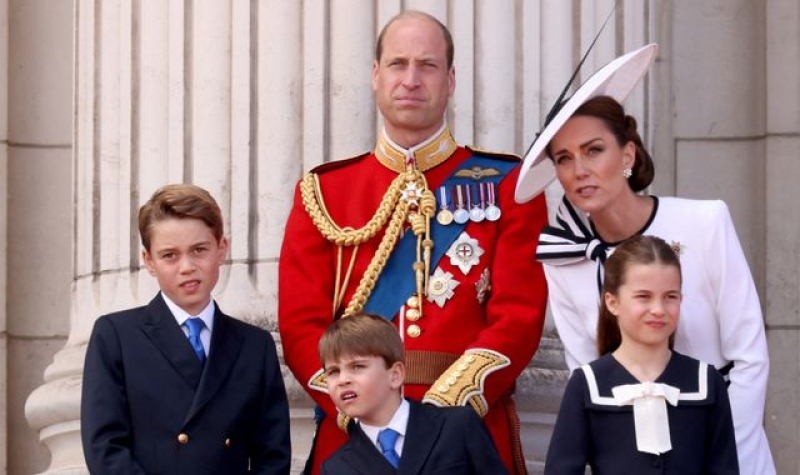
612, 382, 680, 455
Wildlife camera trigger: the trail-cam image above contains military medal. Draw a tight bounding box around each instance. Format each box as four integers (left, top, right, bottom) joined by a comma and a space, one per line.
446, 232, 484, 275
468, 184, 485, 222
427, 267, 459, 308
484, 182, 501, 221
453, 185, 470, 224
436, 186, 454, 225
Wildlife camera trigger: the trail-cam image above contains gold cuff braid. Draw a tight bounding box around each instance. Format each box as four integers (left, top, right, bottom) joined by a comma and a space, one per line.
421, 349, 511, 417
307, 369, 329, 394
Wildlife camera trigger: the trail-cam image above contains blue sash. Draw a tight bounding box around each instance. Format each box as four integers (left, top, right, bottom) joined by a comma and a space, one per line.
364, 155, 517, 319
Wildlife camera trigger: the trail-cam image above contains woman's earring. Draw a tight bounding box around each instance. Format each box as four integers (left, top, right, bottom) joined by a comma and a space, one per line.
622, 168, 633, 179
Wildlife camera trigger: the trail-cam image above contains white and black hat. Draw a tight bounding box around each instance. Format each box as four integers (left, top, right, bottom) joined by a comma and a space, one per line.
514, 44, 659, 204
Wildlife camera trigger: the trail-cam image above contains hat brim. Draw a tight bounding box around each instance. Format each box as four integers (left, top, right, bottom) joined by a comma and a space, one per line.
514, 43, 659, 203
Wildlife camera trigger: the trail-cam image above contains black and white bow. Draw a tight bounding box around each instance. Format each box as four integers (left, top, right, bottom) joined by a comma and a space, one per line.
536, 197, 611, 291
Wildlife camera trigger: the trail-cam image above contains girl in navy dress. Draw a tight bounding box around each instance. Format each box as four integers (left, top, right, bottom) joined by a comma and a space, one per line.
544, 235, 738, 474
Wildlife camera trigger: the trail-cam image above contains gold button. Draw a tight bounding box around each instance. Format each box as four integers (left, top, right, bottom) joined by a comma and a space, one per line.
177, 433, 189, 445
406, 296, 419, 308
437, 384, 450, 393
407, 324, 421, 338
466, 355, 476, 363
405, 308, 421, 321
446, 376, 458, 385
452, 370, 463, 378
224, 438, 231, 448
458, 362, 470, 371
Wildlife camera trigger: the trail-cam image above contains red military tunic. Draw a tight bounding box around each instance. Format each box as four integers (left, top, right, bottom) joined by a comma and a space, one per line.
278, 128, 548, 474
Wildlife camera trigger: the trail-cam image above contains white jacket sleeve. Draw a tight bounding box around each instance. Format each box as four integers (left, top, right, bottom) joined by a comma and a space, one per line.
707, 200, 775, 474
544, 264, 599, 371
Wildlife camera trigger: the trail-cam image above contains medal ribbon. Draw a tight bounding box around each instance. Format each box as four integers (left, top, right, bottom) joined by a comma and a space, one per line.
364, 155, 517, 319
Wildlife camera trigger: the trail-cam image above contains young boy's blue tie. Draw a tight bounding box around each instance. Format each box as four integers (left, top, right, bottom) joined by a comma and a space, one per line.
184, 318, 206, 363
377, 428, 401, 468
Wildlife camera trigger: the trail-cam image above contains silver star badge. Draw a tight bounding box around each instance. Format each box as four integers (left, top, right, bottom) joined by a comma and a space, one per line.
402, 182, 422, 207
427, 267, 459, 308
446, 232, 484, 275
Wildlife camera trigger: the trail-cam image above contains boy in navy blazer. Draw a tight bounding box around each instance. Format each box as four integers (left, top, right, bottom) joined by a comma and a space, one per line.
318, 313, 508, 475
81, 184, 291, 474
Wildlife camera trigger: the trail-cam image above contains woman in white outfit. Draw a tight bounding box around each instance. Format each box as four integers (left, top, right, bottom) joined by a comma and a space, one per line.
515, 45, 775, 474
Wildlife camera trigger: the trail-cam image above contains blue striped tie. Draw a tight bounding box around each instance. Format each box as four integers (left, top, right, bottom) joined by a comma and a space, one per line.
377, 428, 401, 468
184, 318, 206, 364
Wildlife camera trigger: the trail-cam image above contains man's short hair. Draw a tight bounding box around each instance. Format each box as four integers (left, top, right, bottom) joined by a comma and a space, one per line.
138, 184, 224, 251
375, 10, 454, 68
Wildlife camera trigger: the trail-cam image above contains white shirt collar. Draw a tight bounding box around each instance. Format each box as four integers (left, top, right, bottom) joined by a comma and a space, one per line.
160, 292, 215, 332
360, 399, 410, 455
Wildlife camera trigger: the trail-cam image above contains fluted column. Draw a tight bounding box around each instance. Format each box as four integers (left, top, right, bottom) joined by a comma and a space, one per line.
22, 0, 297, 472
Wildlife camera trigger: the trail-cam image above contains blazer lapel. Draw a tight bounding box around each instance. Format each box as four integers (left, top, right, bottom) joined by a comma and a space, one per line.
398, 400, 445, 475
340, 425, 398, 474
140, 294, 204, 387
184, 306, 244, 423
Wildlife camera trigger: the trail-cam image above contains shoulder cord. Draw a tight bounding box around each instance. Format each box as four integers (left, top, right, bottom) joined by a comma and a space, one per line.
300, 169, 435, 318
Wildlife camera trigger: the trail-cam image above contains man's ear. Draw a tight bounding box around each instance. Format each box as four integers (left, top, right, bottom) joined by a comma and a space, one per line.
372, 60, 380, 92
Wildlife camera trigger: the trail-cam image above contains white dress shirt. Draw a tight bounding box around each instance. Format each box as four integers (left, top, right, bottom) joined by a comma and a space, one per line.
161, 292, 215, 356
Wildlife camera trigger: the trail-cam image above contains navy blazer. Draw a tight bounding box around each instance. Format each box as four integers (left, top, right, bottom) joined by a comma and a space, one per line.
321, 399, 509, 475
81, 294, 291, 474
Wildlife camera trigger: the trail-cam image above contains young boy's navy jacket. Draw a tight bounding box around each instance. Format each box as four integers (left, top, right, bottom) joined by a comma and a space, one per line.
81, 293, 291, 474
321, 399, 509, 475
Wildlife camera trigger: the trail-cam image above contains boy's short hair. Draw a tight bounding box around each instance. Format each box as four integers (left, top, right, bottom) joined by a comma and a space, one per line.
138, 184, 224, 251
319, 313, 404, 369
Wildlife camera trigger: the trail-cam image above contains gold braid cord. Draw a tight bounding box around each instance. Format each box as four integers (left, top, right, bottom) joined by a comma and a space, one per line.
421, 349, 511, 417
300, 168, 435, 317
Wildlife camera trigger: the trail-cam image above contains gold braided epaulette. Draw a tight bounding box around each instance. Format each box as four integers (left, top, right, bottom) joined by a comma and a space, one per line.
299, 171, 405, 247
466, 145, 521, 162
421, 349, 511, 417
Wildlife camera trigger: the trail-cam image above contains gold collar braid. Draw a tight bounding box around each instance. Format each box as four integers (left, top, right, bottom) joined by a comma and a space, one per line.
300, 165, 436, 319
375, 127, 458, 173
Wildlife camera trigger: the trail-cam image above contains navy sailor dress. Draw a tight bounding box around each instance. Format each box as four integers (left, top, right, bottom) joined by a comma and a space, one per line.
544, 351, 739, 474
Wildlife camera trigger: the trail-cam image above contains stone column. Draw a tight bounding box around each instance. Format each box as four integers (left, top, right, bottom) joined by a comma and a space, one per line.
764, 0, 800, 473
0, 0, 7, 469
22, 0, 300, 472
9, 0, 74, 474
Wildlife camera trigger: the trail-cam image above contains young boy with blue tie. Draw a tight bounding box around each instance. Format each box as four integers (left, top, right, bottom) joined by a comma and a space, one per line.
81, 184, 291, 474
319, 313, 508, 475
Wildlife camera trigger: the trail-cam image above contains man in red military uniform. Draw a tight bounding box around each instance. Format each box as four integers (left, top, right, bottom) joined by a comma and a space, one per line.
279, 10, 548, 475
